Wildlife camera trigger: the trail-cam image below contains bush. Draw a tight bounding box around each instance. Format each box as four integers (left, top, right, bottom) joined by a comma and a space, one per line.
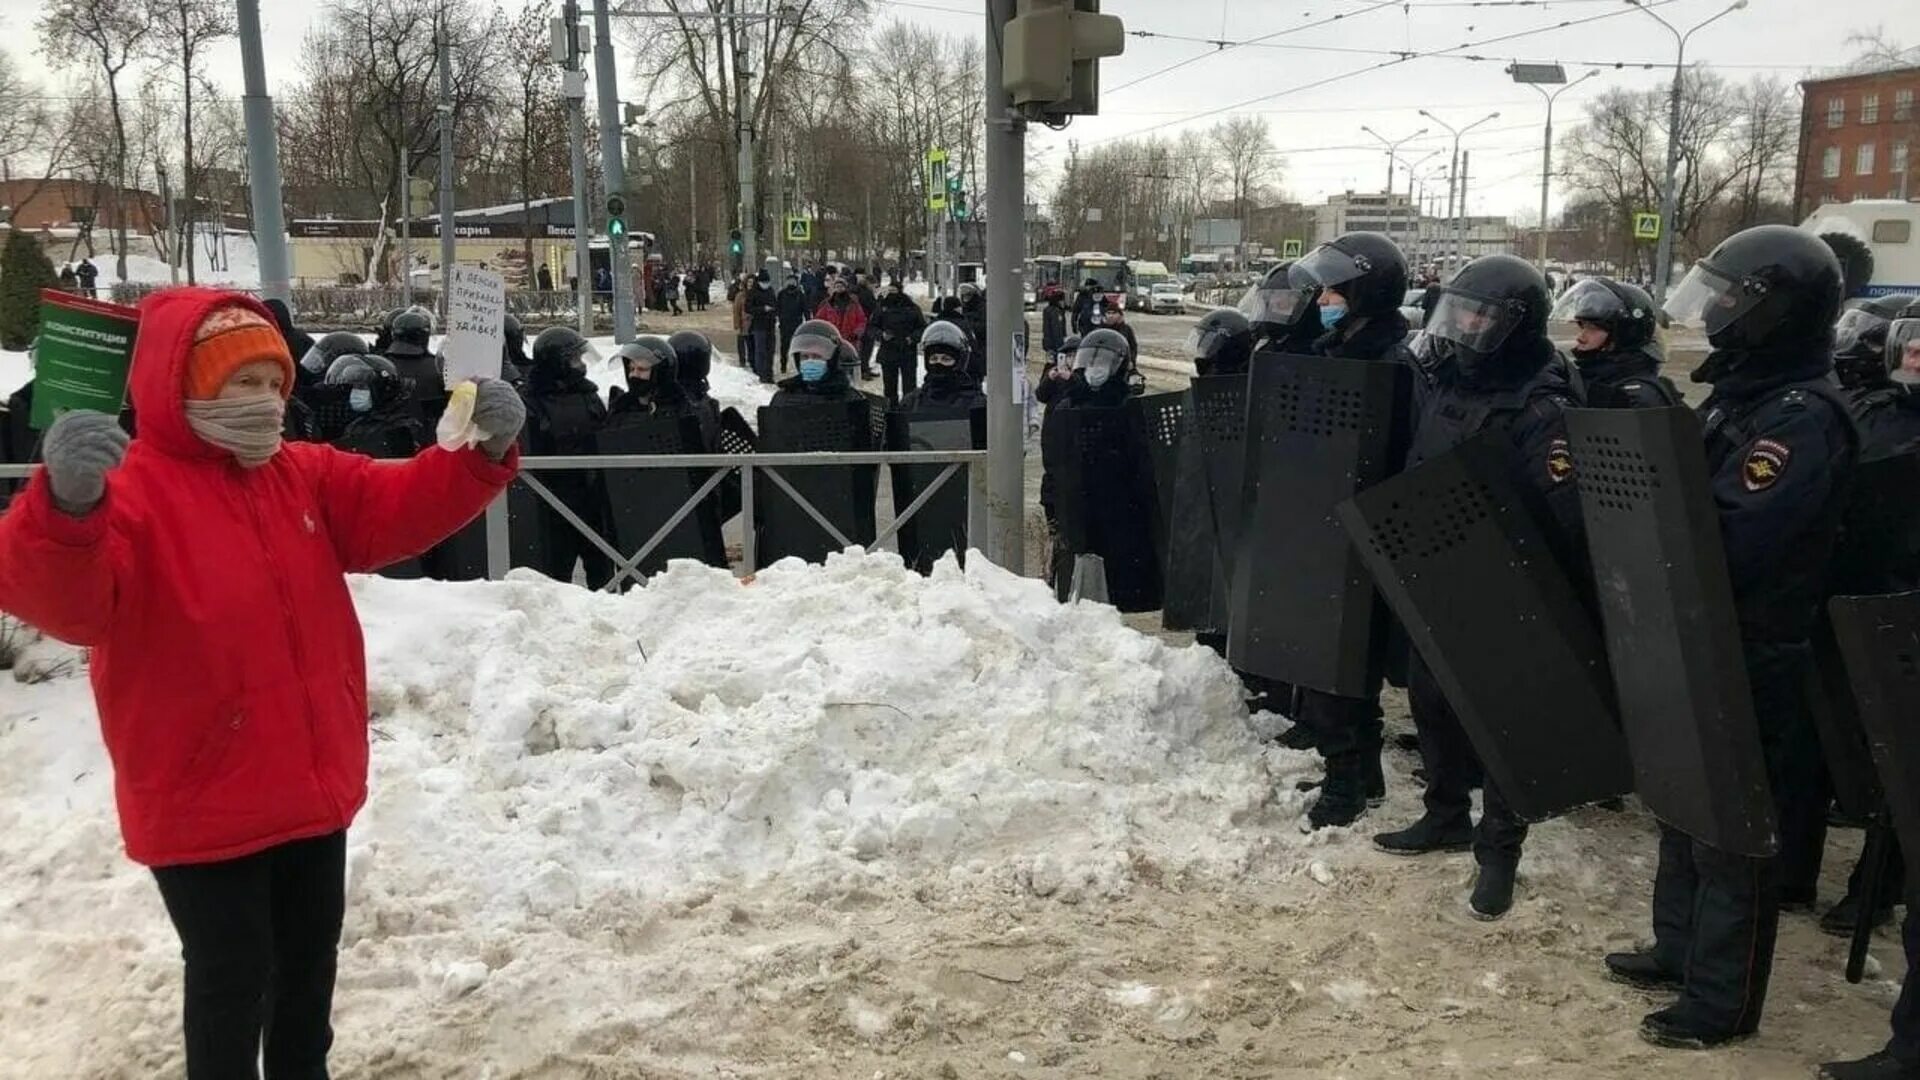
0, 231, 58, 350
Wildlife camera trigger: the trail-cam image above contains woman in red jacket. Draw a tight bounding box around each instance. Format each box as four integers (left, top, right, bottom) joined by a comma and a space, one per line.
813, 275, 868, 357
0, 287, 524, 1078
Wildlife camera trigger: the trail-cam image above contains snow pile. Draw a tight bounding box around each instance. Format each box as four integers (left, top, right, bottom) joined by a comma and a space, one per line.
355, 551, 1273, 909
706, 353, 777, 416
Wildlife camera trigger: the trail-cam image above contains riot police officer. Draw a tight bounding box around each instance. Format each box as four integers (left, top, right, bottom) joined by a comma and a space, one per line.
1238, 261, 1322, 355
1040, 328, 1138, 599
1370, 254, 1584, 923
297, 330, 371, 393
772, 320, 866, 406
1606, 224, 1858, 1051
1185, 307, 1254, 377
384, 307, 447, 422
522, 326, 613, 589
1834, 294, 1919, 394
900, 321, 986, 411
607, 336, 690, 421
1550, 276, 1683, 408
668, 330, 722, 451
322, 354, 428, 461
502, 313, 531, 385
1286, 231, 1412, 830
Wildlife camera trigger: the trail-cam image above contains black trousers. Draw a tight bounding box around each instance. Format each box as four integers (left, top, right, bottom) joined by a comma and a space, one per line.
881, 353, 918, 406
538, 479, 614, 590
1893, 907, 1920, 1065
778, 323, 801, 373
1298, 684, 1383, 760
152, 831, 347, 1080
751, 328, 775, 383
1407, 653, 1523, 867
1648, 641, 1818, 1034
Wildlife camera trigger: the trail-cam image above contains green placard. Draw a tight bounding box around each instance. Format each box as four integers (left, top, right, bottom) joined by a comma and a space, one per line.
29, 290, 140, 430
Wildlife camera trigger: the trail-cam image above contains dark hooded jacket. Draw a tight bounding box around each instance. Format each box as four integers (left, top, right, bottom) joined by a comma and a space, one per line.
870, 292, 927, 364
1572, 339, 1681, 409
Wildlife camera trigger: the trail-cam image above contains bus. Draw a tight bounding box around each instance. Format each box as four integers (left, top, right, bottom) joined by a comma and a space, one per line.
1064, 251, 1132, 310
1024, 255, 1065, 309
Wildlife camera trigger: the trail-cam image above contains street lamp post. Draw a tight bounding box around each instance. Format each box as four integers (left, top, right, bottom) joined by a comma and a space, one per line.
1390, 148, 1441, 258
1509, 64, 1597, 271
1362, 126, 1429, 252
1625, 0, 1748, 304
1419, 109, 1500, 273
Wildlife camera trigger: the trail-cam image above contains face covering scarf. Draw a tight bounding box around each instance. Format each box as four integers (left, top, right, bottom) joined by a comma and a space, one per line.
185, 395, 285, 468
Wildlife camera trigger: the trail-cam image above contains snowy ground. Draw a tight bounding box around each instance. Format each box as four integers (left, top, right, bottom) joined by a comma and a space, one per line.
0, 554, 1905, 1078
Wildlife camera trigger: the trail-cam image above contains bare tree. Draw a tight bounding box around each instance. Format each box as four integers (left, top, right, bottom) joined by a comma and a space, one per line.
1210, 116, 1280, 234
501, 6, 571, 279
0, 52, 55, 186
39, 0, 155, 282
142, 0, 233, 283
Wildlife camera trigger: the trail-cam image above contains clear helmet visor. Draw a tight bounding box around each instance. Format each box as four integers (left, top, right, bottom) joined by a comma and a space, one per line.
1662, 261, 1764, 336
1834, 306, 1892, 355
1426, 291, 1521, 356
788, 331, 839, 364
1549, 278, 1628, 326
1290, 243, 1370, 289
1888, 318, 1920, 386
1074, 338, 1130, 387
1236, 283, 1311, 327
1183, 324, 1236, 362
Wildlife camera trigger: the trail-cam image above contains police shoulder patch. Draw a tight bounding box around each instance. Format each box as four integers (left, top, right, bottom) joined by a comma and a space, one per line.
1743, 438, 1791, 492
1547, 437, 1574, 484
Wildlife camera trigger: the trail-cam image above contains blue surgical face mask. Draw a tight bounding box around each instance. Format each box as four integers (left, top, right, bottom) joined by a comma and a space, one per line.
349, 387, 373, 413
799, 358, 829, 382
1319, 304, 1347, 330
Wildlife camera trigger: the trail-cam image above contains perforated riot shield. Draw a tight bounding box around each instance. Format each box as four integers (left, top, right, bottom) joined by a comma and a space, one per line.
1339, 435, 1632, 820
507, 480, 549, 574
887, 407, 985, 573
716, 406, 758, 524
754, 399, 878, 565
1041, 404, 1163, 613
1808, 451, 1920, 816
1565, 406, 1775, 856
1827, 591, 1920, 903
598, 413, 726, 577
1133, 391, 1219, 632
1189, 374, 1250, 598
1228, 352, 1408, 696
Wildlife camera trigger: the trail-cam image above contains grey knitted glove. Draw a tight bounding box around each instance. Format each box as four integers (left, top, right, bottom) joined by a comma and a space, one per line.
42, 410, 130, 516
471, 377, 526, 461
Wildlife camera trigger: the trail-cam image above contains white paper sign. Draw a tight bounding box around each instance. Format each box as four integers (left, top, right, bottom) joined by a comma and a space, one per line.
440, 266, 506, 386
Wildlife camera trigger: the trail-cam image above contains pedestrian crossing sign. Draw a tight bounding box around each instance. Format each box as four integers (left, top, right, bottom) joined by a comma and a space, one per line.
785, 216, 812, 243
1282, 238, 1303, 258
1633, 212, 1661, 241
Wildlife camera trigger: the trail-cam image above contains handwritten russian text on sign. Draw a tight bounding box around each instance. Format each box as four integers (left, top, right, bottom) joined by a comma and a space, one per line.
30, 290, 139, 429
441, 265, 506, 386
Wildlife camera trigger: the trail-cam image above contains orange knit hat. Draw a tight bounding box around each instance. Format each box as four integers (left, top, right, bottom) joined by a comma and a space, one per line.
182, 305, 295, 401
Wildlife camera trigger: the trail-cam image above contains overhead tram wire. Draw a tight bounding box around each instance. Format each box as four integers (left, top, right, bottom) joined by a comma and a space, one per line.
1083, 0, 1684, 146
1106, 0, 1405, 94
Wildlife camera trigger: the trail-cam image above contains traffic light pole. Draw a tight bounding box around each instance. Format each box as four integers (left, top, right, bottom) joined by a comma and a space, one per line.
564, 2, 593, 334
983, 0, 1025, 572
236, 0, 290, 304
436, 27, 455, 325
591, 0, 636, 342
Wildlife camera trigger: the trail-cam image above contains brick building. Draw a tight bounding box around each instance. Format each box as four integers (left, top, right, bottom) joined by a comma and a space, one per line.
0, 178, 165, 233
1794, 64, 1920, 219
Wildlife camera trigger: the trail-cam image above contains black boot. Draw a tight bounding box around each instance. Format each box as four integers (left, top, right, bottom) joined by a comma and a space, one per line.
1277, 723, 1319, 751
1306, 752, 1367, 831
1363, 751, 1386, 807
1819, 1050, 1920, 1080
1820, 891, 1897, 938
1604, 950, 1683, 991
1638, 1006, 1755, 1050
1469, 862, 1516, 921
1373, 812, 1472, 856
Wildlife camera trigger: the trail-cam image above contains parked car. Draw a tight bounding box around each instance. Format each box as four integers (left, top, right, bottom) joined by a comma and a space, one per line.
1149, 281, 1186, 314
1400, 288, 1429, 330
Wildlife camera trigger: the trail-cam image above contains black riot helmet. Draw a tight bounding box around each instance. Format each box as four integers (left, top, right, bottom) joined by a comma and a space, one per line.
1550, 276, 1658, 355
1186, 307, 1254, 375
1073, 328, 1132, 390
503, 313, 527, 360
531, 325, 590, 373
1425, 254, 1552, 371
372, 308, 403, 353
921, 320, 971, 369
615, 335, 677, 393
1832, 293, 1916, 389
1664, 224, 1844, 353
668, 330, 713, 392
387, 307, 434, 357
302, 330, 371, 376
1289, 231, 1409, 318
1239, 261, 1317, 334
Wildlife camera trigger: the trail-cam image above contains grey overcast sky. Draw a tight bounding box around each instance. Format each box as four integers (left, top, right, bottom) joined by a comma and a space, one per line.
0, 0, 1905, 222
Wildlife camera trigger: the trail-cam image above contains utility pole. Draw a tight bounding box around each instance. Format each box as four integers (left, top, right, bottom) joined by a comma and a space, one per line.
399, 138, 413, 306
562, 2, 593, 333
689, 154, 698, 269
437, 25, 455, 324
1457, 151, 1471, 264
733, 0, 758, 275
238, 0, 291, 303
591, 0, 636, 341
984, 0, 1025, 572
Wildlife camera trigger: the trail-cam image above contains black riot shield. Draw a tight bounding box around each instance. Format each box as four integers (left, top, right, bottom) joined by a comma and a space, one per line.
716, 406, 758, 524
597, 413, 727, 576
1042, 404, 1164, 613
1189, 374, 1250, 597
507, 480, 549, 573
1565, 406, 1776, 856
1339, 435, 1632, 820
1827, 591, 1920, 904
1808, 452, 1920, 816
425, 518, 490, 581
887, 407, 985, 574
754, 399, 878, 565
1228, 352, 1408, 695
1133, 391, 1218, 632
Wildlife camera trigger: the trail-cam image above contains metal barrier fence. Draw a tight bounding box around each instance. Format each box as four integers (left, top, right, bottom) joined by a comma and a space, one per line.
2, 450, 990, 592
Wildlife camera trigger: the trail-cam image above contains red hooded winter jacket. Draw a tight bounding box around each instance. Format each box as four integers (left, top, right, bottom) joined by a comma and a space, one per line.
814, 295, 868, 347
0, 287, 518, 867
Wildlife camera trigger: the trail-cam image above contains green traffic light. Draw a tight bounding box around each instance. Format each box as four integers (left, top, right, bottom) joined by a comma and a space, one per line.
610, 218, 625, 237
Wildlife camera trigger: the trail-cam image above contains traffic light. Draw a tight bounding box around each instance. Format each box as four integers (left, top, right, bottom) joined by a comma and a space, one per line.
1003, 0, 1126, 119
606, 193, 626, 240
728, 229, 743, 257
946, 174, 962, 196
951, 193, 969, 221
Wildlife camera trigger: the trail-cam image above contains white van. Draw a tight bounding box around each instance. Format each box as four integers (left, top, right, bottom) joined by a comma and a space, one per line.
1801, 200, 1920, 297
